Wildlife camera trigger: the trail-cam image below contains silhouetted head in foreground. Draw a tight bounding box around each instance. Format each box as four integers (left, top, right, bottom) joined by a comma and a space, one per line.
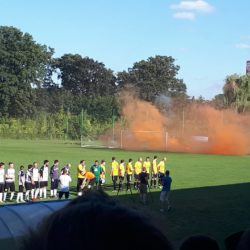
23, 190, 172, 250
180, 235, 220, 250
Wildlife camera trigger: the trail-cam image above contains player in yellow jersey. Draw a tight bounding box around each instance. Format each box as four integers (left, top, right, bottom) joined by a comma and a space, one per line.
110, 157, 119, 191
100, 160, 106, 186
134, 157, 142, 189
126, 158, 134, 191
158, 157, 167, 187
118, 160, 125, 190
77, 160, 86, 196
151, 155, 158, 188
143, 157, 151, 174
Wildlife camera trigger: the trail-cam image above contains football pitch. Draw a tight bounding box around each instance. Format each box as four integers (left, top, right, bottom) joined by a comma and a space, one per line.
0, 139, 250, 248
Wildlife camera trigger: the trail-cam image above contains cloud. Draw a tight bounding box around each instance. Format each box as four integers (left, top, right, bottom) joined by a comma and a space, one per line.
173, 11, 196, 20
236, 43, 250, 49
170, 0, 214, 13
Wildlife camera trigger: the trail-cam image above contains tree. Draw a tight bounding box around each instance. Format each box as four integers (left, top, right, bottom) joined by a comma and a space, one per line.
55, 54, 117, 97
0, 26, 53, 117
117, 55, 186, 102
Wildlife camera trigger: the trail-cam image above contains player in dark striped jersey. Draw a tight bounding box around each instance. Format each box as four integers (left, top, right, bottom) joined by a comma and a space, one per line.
17, 166, 25, 203
50, 160, 59, 198
0, 163, 5, 203
25, 165, 33, 201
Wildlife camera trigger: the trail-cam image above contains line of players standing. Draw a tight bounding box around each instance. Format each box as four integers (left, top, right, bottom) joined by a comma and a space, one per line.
0, 160, 70, 203
109, 156, 167, 191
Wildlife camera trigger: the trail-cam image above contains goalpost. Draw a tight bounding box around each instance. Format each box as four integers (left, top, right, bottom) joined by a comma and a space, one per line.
120, 130, 168, 151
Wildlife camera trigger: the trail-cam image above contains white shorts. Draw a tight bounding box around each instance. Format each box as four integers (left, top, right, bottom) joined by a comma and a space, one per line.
160, 191, 170, 202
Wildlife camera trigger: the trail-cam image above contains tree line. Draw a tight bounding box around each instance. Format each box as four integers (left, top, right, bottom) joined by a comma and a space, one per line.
0, 26, 249, 139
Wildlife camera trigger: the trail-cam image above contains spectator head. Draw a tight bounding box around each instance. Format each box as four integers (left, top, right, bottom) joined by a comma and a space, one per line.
180, 235, 219, 250
22, 191, 172, 250
224, 231, 244, 250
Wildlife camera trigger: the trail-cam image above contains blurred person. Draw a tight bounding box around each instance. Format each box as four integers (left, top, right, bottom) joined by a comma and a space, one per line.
90, 160, 102, 189
134, 157, 143, 189
32, 162, 40, 199
58, 169, 72, 199
61, 163, 71, 175
126, 159, 134, 191
158, 157, 167, 187
138, 167, 149, 205
143, 157, 151, 175
77, 160, 86, 196
111, 157, 119, 192
25, 164, 33, 201
118, 160, 125, 190
80, 170, 96, 194
0, 163, 5, 203
100, 160, 106, 185
39, 160, 49, 199
4, 162, 15, 201
160, 170, 172, 212
16, 165, 25, 203
50, 160, 60, 198
22, 190, 173, 250
151, 156, 158, 188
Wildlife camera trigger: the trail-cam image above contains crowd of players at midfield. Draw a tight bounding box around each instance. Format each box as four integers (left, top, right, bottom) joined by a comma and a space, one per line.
0, 155, 172, 209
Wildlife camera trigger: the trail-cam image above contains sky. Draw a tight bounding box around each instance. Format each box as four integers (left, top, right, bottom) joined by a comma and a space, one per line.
1, 0, 250, 99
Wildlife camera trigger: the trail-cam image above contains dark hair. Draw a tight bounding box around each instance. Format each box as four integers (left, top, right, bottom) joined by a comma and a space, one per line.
129, 158, 133, 162
54, 160, 59, 164
166, 170, 170, 176
9, 162, 13, 165
121, 159, 125, 163
80, 160, 85, 164
112, 157, 116, 161
101, 160, 105, 164
95, 160, 99, 164
44, 160, 49, 165
146, 157, 150, 160
62, 169, 67, 175
22, 191, 172, 250
180, 235, 219, 250
20, 165, 24, 170
154, 155, 157, 159
28, 164, 33, 170
0, 162, 4, 167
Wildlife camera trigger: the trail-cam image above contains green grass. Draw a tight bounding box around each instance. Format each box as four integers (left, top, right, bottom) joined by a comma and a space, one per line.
0, 139, 250, 249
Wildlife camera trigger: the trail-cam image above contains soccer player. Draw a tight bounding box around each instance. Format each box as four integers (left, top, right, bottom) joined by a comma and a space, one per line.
151, 156, 158, 188
90, 160, 102, 189
25, 164, 33, 201
126, 159, 134, 191
111, 157, 119, 191
32, 162, 40, 199
118, 160, 125, 190
138, 167, 149, 205
0, 163, 5, 203
134, 157, 142, 189
143, 157, 151, 175
77, 160, 86, 196
59, 169, 72, 199
17, 165, 25, 203
80, 170, 96, 193
100, 160, 106, 185
160, 170, 172, 212
158, 157, 167, 187
50, 160, 60, 198
39, 160, 49, 199
4, 162, 15, 201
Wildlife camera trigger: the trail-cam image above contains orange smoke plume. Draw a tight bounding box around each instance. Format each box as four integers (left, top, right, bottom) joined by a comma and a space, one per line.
103, 90, 250, 155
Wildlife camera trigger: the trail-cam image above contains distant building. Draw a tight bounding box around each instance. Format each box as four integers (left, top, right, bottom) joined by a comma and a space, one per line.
247, 60, 250, 75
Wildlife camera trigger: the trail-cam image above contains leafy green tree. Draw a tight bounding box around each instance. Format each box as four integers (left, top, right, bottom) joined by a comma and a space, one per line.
55, 54, 117, 96
117, 55, 186, 102
0, 26, 53, 117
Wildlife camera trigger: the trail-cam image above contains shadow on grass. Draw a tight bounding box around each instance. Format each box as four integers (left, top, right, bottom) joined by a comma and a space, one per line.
112, 182, 250, 247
